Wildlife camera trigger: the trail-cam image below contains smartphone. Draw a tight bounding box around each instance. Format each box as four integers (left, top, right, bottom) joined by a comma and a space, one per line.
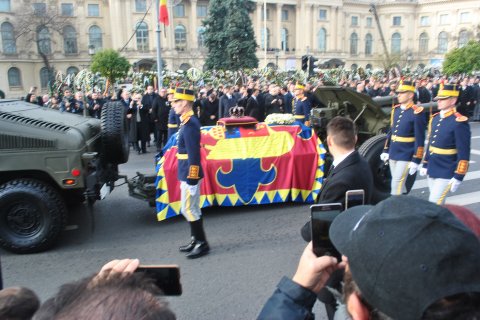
135, 265, 182, 296
345, 189, 365, 210
310, 203, 343, 259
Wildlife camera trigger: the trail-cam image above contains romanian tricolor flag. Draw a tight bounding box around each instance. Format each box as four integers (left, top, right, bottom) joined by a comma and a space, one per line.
159, 0, 169, 25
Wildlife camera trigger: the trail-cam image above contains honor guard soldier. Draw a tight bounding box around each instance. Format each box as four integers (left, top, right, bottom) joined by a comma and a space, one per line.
172, 88, 209, 259
380, 80, 427, 195
167, 89, 180, 139
420, 84, 471, 204
293, 82, 312, 126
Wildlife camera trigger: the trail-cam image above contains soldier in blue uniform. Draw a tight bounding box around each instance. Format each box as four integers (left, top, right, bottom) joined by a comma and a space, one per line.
293, 82, 312, 126
172, 88, 209, 259
167, 89, 180, 139
420, 84, 471, 204
381, 80, 427, 195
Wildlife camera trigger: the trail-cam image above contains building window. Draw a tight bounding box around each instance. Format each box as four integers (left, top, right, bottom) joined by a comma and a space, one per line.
317, 28, 326, 52
40, 67, 49, 88
88, 4, 99, 17
197, 4, 207, 17
37, 27, 51, 55
197, 26, 206, 47
173, 4, 184, 17
135, 0, 146, 12
8, 67, 21, 87
281, 9, 288, 21
391, 32, 401, 54
33, 3, 47, 16
365, 33, 373, 55
281, 28, 288, 51
0, 0, 11, 12
437, 31, 448, 53
88, 25, 102, 52
350, 32, 358, 54
459, 12, 470, 23
260, 27, 270, 50
261, 8, 270, 21
351, 16, 358, 26
1, 22, 16, 54
458, 30, 469, 48
63, 25, 77, 54
366, 17, 372, 27
439, 14, 448, 25
66, 66, 79, 76
393, 16, 401, 26
351, 64, 358, 71
420, 16, 429, 26
319, 9, 327, 21
419, 32, 429, 54
174, 24, 186, 47
61, 3, 73, 16
136, 22, 149, 52
366, 63, 372, 70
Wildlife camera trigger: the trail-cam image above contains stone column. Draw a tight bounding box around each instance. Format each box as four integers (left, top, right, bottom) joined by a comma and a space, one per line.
295, 4, 301, 52
190, 0, 198, 48
256, 3, 263, 47
276, 3, 283, 50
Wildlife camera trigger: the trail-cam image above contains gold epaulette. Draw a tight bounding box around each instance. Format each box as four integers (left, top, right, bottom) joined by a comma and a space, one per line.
412, 105, 424, 114
454, 112, 468, 122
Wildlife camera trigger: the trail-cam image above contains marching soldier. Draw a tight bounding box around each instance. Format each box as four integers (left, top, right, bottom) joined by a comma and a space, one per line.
172, 88, 210, 259
420, 84, 471, 204
380, 80, 427, 195
293, 82, 312, 126
167, 89, 180, 139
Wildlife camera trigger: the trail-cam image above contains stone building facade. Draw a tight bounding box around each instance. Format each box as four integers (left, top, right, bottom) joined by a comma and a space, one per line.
0, 0, 479, 97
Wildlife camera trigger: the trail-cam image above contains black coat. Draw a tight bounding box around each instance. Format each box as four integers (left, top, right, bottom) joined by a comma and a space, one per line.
152, 96, 169, 130
201, 98, 219, 126
245, 96, 260, 121
141, 93, 158, 121
300, 151, 374, 242
265, 94, 285, 115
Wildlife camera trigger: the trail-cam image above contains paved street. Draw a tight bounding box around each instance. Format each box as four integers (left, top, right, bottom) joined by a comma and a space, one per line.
2, 122, 480, 320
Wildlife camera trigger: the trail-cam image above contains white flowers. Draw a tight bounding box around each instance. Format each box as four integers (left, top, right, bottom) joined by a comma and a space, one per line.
264, 113, 296, 125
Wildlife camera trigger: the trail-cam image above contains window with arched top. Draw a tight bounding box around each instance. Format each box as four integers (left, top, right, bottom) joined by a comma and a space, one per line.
351, 63, 358, 71
66, 66, 79, 76
419, 32, 429, 54
37, 27, 51, 55
318, 28, 326, 52
8, 67, 21, 87
179, 63, 191, 71
391, 32, 401, 54
1, 22, 16, 54
261, 27, 270, 50
136, 22, 149, 52
437, 31, 448, 53
174, 24, 186, 47
197, 26, 206, 48
63, 25, 77, 54
366, 63, 372, 70
88, 25, 103, 52
365, 33, 373, 55
281, 28, 289, 51
40, 67, 49, 88
350, 32, 358, 54
458, 30, 469, 48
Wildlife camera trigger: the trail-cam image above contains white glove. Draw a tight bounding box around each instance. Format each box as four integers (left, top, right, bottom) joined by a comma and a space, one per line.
187, 184, 199, 196
408, 162, 419, 175
380, 153, 389, 161
419, 166, 427, 177
449, 178, 462, 193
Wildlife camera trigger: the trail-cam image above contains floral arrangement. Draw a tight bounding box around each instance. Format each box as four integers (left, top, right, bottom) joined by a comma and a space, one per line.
264, 113, 296, 125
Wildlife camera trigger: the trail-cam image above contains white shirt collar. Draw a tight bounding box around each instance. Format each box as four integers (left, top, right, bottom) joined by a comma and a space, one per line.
332, 150, 355, 167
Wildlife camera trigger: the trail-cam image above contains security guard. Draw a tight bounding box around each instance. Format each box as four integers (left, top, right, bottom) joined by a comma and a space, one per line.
381, 80, 427, 195
167, 89, 180, 139
172, 88, 209, 259
293, 82, 311, 126
420, 84, 471, 204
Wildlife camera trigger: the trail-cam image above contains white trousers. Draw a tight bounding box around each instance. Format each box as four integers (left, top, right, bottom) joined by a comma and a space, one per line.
180, 181, 202, 222
389, 160, 409, 195
427, 177, 451, 205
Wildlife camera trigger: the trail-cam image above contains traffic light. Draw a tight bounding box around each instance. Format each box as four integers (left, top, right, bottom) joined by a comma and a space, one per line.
308, 56, 318, 75
301, 55, 309, 71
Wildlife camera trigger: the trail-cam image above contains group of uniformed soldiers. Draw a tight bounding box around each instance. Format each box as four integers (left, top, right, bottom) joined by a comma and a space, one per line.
382, 81, 471, 204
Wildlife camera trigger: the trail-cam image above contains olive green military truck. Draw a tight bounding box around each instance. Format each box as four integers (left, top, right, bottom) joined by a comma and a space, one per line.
0, 100, 129, 253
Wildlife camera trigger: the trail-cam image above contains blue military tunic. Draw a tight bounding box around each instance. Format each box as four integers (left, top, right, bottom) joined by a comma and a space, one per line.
384, 103, 426, 163
293, 97, 311, 123
167, 106, 180, 138
423, 110, 470, 180
177, 110, 204, 185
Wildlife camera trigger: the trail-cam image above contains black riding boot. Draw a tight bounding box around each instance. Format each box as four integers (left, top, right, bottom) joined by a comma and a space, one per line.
185, 218, 209, 259
179, 222, 197, 252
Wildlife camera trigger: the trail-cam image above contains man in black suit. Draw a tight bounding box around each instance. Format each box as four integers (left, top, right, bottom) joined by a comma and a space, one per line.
245, 88, 260, 120
300, 116, 374, 241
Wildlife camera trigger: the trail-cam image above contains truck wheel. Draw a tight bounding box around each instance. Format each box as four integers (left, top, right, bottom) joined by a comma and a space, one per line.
0, 179, 67, 253
358, 134, 391, 195
101, 101, 129, 164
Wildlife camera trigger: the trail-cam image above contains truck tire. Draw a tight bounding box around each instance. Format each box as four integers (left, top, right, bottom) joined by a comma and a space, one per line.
101, 101, 129, 164
0, 179, 67, 253
358, 134, 391, 197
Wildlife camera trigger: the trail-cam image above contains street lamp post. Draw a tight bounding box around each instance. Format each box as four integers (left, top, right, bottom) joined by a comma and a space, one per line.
275, 49, 280, 70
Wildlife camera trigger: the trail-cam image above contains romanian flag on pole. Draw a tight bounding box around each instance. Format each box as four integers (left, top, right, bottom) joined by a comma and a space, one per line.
159, 0, 169, 25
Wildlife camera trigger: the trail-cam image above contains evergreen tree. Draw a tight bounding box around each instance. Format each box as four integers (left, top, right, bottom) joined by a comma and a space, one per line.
203, 0, 258, 70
